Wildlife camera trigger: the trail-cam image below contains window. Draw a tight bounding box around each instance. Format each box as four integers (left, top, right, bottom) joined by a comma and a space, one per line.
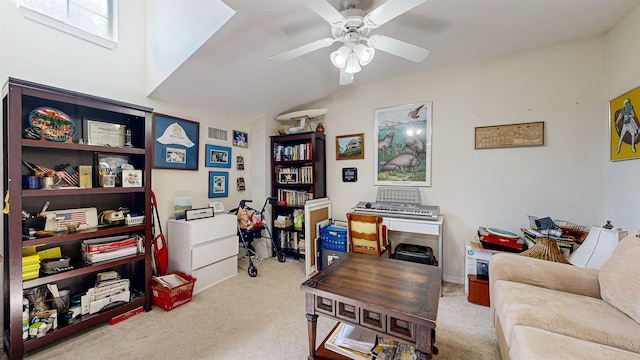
18, 0, 118, 49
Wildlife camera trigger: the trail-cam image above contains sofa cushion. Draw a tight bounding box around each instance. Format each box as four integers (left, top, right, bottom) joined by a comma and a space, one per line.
509, 325, 640, 360
493, 280, 640, 353
599, 231, 640, 324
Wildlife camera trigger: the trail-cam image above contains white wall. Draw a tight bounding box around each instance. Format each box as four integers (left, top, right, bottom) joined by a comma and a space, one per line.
604, 5, 640, 230
315, 35, 609, 283
146, 0, 235, 94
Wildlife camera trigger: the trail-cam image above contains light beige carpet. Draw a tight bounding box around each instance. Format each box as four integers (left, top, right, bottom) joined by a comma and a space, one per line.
12, 257, 499, 359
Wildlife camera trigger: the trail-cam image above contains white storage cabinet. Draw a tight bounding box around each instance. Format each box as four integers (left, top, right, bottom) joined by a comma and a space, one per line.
168, 215, 238, 294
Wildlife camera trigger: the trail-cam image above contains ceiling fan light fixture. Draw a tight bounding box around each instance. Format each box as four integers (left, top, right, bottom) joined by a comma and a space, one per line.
330, 46, 350, 68
354, 43, 375, 66
344, 50, 362, 73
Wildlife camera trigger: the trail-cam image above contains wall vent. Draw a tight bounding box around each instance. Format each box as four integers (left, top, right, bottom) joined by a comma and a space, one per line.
207, 126, 230, 143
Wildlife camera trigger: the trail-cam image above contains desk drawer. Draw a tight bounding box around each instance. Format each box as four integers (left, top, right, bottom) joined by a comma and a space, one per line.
336, 300, 359, 323
360, 307, 386, 332
315, 296, 335, 316
385, 218, 439, 235
388, 316, 415, 342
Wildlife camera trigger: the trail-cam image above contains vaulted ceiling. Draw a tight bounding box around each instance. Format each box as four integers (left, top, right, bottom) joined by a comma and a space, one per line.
147, 0, 640, 122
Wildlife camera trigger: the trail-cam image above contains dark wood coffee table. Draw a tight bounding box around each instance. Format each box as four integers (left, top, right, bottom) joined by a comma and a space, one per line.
301, 253, 442, 360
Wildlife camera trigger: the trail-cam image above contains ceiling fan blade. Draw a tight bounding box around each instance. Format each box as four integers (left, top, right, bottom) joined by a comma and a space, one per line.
339, 68, 354, 85
270, 37, 337, 63
302, 0, 344, 26
364, 0, 427, 29
367, 34, 430, 62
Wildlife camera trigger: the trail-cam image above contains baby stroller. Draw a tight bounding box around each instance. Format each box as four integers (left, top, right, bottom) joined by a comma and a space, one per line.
232, 197, 286, 277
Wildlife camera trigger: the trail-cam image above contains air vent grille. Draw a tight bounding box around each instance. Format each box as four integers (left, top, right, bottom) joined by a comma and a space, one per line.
208, 126, 229, 142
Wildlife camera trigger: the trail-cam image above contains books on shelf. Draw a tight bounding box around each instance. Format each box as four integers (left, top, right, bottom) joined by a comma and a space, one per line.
81, 234, 142, 263
276, 189, 313, 207
273, 142, 312, 162
276, 165, 313, 184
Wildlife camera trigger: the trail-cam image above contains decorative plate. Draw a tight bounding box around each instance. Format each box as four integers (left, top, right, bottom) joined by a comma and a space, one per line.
486, 227, 520, 238
28, 107, 76, 142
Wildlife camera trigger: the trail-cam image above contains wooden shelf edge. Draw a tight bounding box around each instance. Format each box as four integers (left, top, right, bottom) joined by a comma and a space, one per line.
22, 224, 146, 247
22, 139, 146, 154
23, 254, 146, 288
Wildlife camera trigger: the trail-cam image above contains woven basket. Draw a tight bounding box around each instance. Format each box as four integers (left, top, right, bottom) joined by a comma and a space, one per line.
519, 238, 570, 264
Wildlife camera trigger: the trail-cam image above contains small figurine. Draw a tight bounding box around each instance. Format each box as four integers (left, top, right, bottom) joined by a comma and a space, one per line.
316, 123, 325, 133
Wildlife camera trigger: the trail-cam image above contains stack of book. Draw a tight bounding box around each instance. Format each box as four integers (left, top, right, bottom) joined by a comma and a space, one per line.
82, 276, 130, 315
81, 235, 142, 264
324, 323, 416, 360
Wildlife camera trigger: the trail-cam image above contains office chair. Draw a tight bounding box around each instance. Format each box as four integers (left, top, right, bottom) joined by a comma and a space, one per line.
346, 212, 390, 257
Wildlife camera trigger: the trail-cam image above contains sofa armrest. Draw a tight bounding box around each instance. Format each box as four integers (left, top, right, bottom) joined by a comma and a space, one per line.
489, 253, 601, 300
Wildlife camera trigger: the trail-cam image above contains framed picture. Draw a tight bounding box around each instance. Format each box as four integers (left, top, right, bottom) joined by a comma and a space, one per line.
236, 155, 245, 170
610, 86, 640, 161
122, 169, 142, 187
336, 133, 364, 160
233, 130, 248, 148
96, 153, 130, 186
475, 122, 544, 150
374, 102, 433, 186
209, 200, 225, 213
205, 144, 232, 168
237, 177, 246, 191
185, 207, 214, 221
173, 196, 192, 220
209, 171, 228, 198
83, 119, 126, 147
152, 112, 199, 170
279, 171, 298, 184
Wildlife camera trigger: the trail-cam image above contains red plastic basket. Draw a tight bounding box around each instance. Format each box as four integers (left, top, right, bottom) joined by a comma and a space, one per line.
151, 272, 196, 311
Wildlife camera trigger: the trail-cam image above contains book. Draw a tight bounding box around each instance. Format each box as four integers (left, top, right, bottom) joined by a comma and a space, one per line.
84, 246, 137, 263
82, 235, 138, 253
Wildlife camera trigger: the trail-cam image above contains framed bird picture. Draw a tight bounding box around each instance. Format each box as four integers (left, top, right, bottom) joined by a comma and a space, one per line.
374, 102, 432, 187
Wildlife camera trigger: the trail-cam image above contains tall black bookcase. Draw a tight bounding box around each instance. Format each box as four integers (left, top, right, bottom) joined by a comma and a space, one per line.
270, 132, 326, 259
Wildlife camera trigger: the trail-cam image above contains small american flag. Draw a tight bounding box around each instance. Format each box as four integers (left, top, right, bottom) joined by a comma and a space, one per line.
56, 165, 79, 186
57, 210, 88, 227
24, 162, 79, 186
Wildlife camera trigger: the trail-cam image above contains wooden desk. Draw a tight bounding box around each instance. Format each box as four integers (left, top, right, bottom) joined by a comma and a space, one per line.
301, 253, 442, 359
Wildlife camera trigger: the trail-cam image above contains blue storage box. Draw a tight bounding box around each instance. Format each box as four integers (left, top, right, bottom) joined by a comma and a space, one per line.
320, 225, 348, 252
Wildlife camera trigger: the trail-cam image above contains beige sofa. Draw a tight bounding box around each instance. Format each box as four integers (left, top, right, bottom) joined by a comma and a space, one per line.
489, 231, 640, 360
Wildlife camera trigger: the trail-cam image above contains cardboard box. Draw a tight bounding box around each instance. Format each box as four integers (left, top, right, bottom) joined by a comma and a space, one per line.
465, 241, 509, 293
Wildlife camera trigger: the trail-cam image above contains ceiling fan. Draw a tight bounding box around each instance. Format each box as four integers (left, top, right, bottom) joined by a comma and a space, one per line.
270, 0, 431, 85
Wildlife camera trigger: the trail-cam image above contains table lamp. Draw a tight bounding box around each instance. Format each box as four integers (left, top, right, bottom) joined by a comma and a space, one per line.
568, 226, 627, 269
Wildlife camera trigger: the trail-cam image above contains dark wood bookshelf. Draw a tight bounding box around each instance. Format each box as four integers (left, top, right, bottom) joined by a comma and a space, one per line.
3, 78, 154, 359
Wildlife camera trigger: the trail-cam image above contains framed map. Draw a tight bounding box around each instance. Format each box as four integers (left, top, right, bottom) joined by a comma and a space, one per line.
475, 121, 544, 149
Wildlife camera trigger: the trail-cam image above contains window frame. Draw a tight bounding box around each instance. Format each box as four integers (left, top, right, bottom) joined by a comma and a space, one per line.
18, 0, 118, 49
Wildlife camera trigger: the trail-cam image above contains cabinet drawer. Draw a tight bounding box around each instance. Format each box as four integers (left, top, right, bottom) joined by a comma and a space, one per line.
190, 215, 237, 246
192, 256, 237, 294
192, 235, 238, 269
